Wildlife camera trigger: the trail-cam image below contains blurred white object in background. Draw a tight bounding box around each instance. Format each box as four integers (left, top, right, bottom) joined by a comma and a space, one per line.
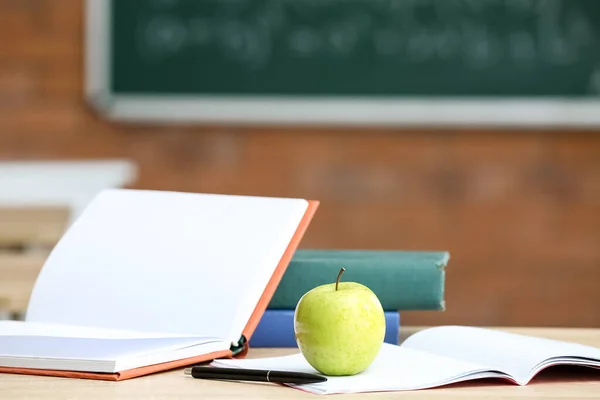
0, 159, 137, 225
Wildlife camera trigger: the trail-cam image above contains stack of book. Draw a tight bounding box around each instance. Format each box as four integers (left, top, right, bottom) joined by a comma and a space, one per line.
249, 249, 449, 347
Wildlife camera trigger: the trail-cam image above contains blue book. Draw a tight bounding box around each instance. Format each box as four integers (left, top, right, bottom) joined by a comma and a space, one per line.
249, 309, 400, 348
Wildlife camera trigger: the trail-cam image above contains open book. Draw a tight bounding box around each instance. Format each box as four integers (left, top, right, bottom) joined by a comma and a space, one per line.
0, 189, 318, 380
212, 325, 600, 394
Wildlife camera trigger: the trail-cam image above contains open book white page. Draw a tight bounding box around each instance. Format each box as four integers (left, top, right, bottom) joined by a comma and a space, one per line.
402, 326, 600, 385
212, 343, 503, 395
0, 320, 227, 373
25, 189, 309, 346
0, 320, 216, 339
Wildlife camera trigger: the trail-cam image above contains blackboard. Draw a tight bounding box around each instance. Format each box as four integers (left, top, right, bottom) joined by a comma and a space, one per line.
86, 0, 600, 127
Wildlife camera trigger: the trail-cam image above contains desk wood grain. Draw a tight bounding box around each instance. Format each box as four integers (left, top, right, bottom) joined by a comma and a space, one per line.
2, 327, 600, 399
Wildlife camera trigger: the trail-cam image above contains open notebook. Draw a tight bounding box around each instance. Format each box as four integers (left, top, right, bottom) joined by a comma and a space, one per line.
0, 189, 318, 380
212, 325, 600, 394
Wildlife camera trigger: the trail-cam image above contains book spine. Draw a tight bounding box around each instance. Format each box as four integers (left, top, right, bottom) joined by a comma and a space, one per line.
269, 249, 449, 310
249, 309, 400, 348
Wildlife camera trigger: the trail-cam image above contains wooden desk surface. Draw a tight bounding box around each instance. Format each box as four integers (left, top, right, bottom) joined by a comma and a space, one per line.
2, 327, 600, 399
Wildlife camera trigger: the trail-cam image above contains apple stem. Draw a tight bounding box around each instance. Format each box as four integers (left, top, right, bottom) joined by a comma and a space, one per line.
335, 267, 345, 291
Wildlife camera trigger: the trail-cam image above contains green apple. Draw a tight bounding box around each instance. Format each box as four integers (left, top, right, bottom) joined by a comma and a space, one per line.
293, 268, 385, 376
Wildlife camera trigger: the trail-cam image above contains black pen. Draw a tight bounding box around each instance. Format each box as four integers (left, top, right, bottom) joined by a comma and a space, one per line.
184, 366, 327, 385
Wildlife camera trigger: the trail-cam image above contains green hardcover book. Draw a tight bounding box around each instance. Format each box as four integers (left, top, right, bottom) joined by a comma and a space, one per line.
270, 250, 450, 311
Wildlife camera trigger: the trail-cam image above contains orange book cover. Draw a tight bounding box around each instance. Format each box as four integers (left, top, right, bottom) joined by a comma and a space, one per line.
0, 194, 319, 381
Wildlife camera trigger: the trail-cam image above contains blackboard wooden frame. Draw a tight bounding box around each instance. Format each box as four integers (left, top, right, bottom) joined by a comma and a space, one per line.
84, 0, 600, 128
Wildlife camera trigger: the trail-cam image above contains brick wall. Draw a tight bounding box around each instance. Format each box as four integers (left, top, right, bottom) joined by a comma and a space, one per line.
2, 0, 599, 327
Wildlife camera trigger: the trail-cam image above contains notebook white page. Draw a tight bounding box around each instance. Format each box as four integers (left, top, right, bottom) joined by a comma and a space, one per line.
212, 327, 600, 394
402, 326, 600, 385
212, 343, 499, 394
25, 189, 309, 346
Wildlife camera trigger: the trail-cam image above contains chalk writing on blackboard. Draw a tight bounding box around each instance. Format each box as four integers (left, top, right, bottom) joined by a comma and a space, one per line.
136, 0, 597, 71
